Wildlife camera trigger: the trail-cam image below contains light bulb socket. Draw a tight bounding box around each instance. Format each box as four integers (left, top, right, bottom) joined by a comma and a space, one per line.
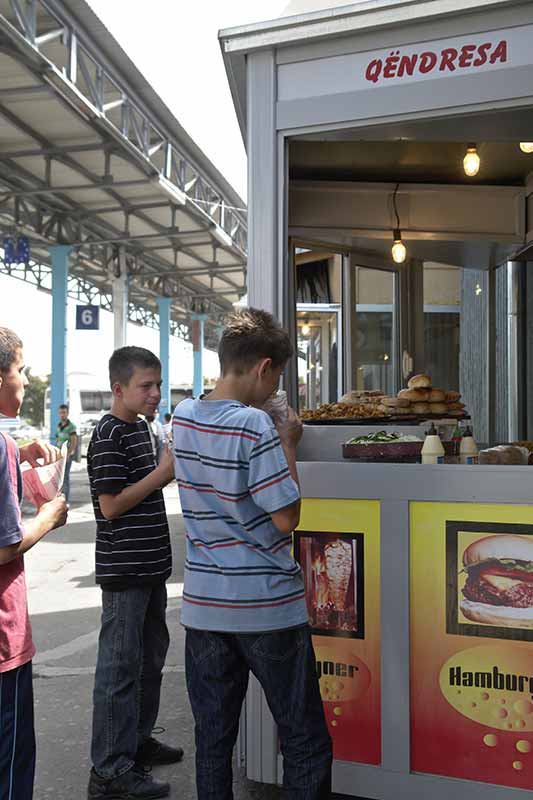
393, 228, 402, 241
467, 143, 477, 151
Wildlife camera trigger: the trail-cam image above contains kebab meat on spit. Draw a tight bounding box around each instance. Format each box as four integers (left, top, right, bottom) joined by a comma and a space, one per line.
311, 538, 357, 631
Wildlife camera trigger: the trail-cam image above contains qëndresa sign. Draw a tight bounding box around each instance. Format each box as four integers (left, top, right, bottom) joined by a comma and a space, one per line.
277, 24, 533, 102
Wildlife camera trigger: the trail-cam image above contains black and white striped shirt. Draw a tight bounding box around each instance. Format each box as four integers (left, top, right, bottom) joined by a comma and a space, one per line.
87, 414, 172, 589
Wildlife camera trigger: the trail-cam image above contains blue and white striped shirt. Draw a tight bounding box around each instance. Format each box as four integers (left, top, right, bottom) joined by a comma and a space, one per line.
173, 398, 307, 632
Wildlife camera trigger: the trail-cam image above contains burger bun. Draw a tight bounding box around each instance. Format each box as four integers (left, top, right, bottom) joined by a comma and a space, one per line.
382, 396, 410, 408
460, 599, 533, 629
411, 402, 431, 415
428, 389, 446, 403
429, 402, 448, 415
446, 391, 461, 402
462, 534, 533, 567
398, 388, 430, 402
408, 374, 432, 389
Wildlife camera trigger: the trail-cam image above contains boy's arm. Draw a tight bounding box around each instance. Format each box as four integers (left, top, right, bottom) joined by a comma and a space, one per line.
98, 446, 175, 520
0, 496, 67, 565
270, 442, 301, 535
248, 409, 303, 536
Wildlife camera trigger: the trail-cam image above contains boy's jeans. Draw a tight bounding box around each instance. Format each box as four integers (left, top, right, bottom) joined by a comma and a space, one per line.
91, 583, 169, 779
61, 456, 73, 503
186, 625, 332, 800
0, 661, 35, 800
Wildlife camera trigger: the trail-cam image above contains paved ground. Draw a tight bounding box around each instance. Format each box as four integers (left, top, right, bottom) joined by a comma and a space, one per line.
25, 464, 284, 800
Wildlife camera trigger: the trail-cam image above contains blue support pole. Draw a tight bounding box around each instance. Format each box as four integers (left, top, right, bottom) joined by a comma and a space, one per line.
191, 314, 207, 398
49, 245, 71, 444
157, 297, 171, 415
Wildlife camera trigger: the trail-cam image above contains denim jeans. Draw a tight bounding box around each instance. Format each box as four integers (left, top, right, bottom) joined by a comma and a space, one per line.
0, 661, 35, 800
91, 583, 170, 779
61, 456, 73, 503
186, 625, 332, 800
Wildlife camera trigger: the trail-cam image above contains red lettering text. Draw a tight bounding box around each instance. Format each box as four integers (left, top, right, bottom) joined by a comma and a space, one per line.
440, 48, 458, 72
419, 51, 437, 74
384, 51, 401, 79
365, 58, 383, 84
473, 43, 492, 67
490, 40, 507, 64
364, 37, 509, 84
458, 44, 476, 68
397, 54, 418, 77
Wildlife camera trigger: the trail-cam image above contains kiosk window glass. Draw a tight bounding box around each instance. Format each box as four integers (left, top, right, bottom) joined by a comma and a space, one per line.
297, 307, 341, 411
354, 268, 395, 395
423, 262, 460, 391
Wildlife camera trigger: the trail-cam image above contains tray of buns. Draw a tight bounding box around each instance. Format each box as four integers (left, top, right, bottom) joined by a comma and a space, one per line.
301, 376, 468, 424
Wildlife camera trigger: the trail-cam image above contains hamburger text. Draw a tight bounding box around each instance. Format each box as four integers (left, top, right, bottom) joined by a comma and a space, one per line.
449, 664, 533, 696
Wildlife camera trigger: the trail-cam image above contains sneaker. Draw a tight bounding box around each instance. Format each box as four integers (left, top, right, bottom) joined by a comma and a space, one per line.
87, 767, 170, 799
135, 737, 184, 767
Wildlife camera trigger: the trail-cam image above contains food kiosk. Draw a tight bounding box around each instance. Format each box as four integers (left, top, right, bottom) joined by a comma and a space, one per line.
220, 2, 533, 797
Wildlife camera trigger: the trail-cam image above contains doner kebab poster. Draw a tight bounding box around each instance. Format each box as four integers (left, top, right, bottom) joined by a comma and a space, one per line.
296, 499, 381, 765
411, 502, 533, 789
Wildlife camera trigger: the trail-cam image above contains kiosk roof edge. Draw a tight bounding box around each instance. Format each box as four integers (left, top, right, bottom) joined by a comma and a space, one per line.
219, 0, 528, 142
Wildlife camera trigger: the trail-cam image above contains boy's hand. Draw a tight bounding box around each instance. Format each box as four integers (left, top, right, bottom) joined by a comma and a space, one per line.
37, 495, 68, 531
156, 446, 175, 486
19, 439, 60, 467
276, 407, 303, 448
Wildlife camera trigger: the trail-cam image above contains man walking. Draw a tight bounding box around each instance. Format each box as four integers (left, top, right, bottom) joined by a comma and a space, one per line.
56, 404, 78, 502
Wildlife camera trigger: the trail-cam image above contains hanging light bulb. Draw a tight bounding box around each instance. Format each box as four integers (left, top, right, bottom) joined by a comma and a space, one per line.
391, 229, 407, 264
520, 142, 533, 154
390, 183, 407, 264
463, 144, 480, 177
301, 319, 311, 336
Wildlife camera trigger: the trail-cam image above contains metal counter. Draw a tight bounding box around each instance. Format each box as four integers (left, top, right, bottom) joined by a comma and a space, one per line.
243, 443, 533, 800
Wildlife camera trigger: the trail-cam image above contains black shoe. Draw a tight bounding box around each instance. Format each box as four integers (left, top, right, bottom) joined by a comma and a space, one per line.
135, 737, 184, 767
87, 767, 170, 799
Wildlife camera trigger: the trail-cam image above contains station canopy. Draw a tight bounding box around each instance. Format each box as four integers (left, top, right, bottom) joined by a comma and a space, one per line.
0, 0, 247, 346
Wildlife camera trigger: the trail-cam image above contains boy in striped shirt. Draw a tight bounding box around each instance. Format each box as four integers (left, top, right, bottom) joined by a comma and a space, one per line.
87, 347, 182, 800
173, 308, 332, 800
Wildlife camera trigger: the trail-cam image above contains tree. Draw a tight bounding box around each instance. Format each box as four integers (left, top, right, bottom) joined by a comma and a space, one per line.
21, 370, 49, 427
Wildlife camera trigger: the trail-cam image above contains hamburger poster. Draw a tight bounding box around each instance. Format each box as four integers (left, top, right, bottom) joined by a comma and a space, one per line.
297, 499, 381, 765
411, 503, 533, 788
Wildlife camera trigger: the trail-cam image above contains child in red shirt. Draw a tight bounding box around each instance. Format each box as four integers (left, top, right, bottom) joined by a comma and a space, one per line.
0, 327, 67, 799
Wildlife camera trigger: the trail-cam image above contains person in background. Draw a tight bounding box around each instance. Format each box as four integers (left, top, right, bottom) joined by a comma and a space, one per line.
87, 346, 182, 800
162, 413, 172, 440
0, 327, 68, 800
56, 403, 78, 503
172, 308, 332, 800
145, 411, 165, 462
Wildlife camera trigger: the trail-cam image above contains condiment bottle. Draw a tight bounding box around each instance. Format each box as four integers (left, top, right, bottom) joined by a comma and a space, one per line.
460, 426, 478, 464
452, 423, 463, 457
421, 423, 445, 465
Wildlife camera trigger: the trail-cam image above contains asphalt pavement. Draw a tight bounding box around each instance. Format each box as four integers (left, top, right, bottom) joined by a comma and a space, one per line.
24, 463, 283, 800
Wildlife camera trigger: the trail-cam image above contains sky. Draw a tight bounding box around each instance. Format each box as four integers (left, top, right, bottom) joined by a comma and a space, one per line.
0, 1, 287, 384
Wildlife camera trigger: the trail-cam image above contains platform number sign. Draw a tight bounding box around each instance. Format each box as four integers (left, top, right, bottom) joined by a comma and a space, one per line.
76, 305, 99, 330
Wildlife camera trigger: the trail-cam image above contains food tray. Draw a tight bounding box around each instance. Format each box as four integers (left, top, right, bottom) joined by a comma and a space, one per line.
304, 415, 417, 426
342, 441, 423, 460
303, 413, 468, 426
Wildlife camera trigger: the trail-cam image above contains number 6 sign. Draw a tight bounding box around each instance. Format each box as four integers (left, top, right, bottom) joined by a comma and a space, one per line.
76, 305, 100, 330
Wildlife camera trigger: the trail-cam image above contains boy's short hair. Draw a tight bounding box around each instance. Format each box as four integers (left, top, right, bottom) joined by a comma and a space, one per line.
109, 346, 161, 387
219, 308, 293, 375
59, 403, 69, 411
0, 327, 23, 373
164, 413, 172, 423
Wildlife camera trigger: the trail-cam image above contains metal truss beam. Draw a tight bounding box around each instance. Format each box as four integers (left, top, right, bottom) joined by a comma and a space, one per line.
0, 105, 236, 309
0, 0, 247, 253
